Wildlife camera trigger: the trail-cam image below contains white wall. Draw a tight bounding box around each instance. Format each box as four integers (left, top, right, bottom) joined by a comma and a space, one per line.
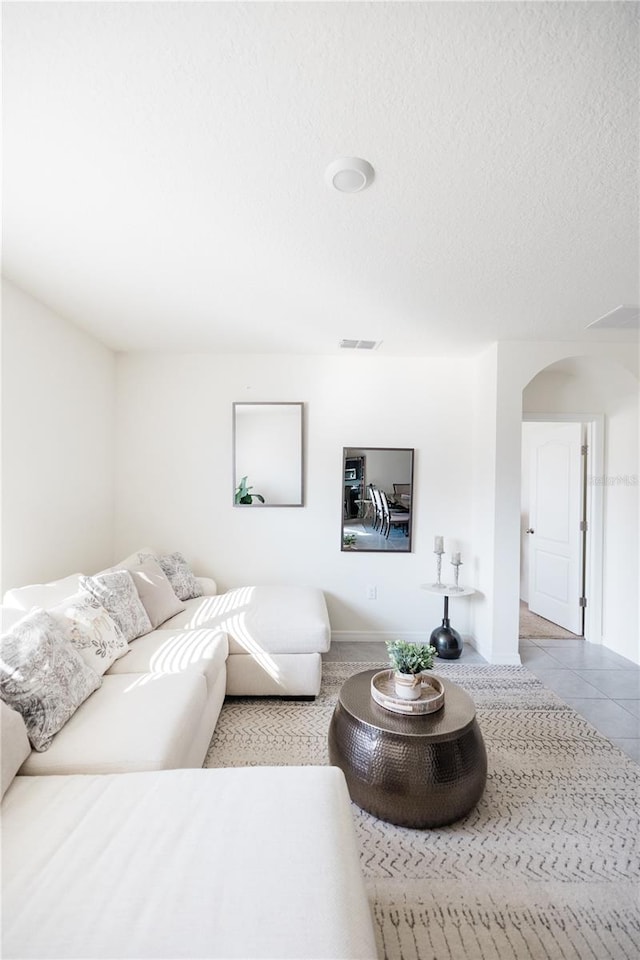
487, 342, 638, 666
1, 280, 116, 591
469, 344, 504, 661
523, 357, 639, 663
114, 353, 478, 644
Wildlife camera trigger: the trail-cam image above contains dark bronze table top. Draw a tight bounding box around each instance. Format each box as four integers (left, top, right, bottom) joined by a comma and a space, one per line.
336, 669, 477, 743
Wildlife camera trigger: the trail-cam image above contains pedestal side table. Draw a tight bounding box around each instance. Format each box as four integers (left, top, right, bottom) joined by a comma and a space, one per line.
421, 585, 475, 660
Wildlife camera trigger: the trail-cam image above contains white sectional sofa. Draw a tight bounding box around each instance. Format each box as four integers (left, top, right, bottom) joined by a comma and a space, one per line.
1, 549, 331, 775
0, 552, 378, 959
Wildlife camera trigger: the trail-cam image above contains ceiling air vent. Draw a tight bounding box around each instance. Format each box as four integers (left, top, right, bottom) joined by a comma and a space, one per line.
339, 339, 382, 350
586, 305, 640, 330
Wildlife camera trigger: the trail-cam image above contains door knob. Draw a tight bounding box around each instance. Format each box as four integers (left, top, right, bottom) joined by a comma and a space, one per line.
526, 528, 535, 534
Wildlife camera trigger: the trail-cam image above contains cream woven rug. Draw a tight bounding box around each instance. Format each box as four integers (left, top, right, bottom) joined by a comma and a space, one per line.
205, 662, 640, 960
519, 601, 580, 639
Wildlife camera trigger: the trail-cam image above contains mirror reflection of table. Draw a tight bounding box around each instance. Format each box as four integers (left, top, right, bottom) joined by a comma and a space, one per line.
355, 498, 373, 521
421, 584, 475, 660
388, 494, 410, 511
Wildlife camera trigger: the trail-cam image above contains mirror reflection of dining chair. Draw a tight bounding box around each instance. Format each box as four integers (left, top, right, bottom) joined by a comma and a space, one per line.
368, 483, 384, 532
380, 489, 411, 538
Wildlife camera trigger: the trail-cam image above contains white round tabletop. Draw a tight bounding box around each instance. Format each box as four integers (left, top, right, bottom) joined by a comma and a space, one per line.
420, 584, 476, 599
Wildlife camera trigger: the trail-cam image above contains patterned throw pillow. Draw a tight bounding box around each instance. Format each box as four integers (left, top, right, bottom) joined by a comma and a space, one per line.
50, 595, 130, 676
79, 570, 152, 642
139, 551, 203, 602
0, 609, 102, 751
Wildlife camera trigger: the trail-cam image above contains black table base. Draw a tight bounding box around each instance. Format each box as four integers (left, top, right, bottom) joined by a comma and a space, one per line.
430, 594, 463, 659
430, 619, 462, 659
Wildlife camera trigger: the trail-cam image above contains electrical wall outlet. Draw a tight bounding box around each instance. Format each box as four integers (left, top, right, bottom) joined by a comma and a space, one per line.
367, 585, 377, 600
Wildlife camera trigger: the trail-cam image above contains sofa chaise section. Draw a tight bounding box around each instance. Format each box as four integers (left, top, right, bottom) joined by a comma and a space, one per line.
160, 584, 331, 696
2, 764, 378, 959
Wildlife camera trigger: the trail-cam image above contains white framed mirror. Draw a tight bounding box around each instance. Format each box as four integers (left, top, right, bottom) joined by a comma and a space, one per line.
341, 447, 414, 552
233, 403, 304, 507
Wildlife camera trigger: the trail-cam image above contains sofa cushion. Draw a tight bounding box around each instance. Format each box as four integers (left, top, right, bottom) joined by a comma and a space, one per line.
2, 574, 82, 611
79, 570, 152, 642
106, 627, 227, 697
140, 551, 203, 601
159, 585, 331, 655
0, 701, 31, 798
0, 609, 102, 752
19, 672, 208, 775
50, 595, 129, 675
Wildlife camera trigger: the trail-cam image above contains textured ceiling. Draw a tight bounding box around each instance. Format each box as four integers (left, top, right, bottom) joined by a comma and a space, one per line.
3, 1, 639, 355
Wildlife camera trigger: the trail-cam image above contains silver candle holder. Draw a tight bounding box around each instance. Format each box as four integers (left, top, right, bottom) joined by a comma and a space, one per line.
432, 537, 445, 589
450, 553, 463, 591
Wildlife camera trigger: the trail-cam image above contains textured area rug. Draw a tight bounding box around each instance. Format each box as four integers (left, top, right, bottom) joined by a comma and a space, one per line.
519, 601, 580, 639
205, 662, 640, 960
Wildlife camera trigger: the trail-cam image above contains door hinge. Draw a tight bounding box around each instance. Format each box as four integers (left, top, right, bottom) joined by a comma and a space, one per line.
581, 444, 588, 455
579, 597, 587, 608
580, 520, 588, 532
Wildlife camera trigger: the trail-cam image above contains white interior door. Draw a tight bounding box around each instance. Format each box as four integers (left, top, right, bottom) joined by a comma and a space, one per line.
527, 422, 583, 634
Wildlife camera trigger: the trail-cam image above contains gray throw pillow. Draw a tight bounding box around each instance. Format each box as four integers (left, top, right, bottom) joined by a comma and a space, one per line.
79, 570, 152, 642
125, 558, 186, 628
139, 552, 203, 602
0, 609, 102, 752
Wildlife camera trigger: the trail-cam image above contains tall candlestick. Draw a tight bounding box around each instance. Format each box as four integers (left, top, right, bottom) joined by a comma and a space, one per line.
450, 553, 463, 591
432, 553, 444, 589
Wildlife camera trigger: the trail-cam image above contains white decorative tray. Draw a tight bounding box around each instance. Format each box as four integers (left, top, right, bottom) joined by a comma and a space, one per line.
370, 670, 445, 715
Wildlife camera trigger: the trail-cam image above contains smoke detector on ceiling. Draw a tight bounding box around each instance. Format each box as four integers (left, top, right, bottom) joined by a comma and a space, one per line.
339, 339, 382, 350
325, 157, 375, 193
586, 305, 640, 330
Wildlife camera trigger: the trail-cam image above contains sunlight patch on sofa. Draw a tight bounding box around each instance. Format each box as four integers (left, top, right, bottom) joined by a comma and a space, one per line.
147, 629, 226, 673
183, 586, 255, 629
224, 611, 282, 684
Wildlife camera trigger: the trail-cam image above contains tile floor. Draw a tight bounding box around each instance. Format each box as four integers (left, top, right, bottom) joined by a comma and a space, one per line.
324, 637, 640, 764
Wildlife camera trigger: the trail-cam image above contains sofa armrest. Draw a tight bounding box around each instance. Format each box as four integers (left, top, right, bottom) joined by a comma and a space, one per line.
197, 576, 217, 596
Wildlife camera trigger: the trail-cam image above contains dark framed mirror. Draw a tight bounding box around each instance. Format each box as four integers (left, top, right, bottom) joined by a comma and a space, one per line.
233, 403, 304, 506
341, 447, 414, 552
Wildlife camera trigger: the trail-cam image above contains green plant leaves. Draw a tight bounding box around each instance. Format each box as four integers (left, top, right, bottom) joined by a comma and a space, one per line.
385, 640, 437, 674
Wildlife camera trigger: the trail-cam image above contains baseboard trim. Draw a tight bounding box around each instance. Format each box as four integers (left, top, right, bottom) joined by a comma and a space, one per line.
331, 630, 477, 647
331, 630, 426, 644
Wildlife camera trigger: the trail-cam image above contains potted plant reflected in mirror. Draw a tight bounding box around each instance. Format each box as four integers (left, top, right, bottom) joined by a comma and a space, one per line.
235, 477, 265, 505
342, 533, 357, 550
385, 640, 438, 700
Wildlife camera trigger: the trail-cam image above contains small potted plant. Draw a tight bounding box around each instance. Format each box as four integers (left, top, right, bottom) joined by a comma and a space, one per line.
385, 640, 438, 700
234, 476, 265, 505
343, 533, 357, 549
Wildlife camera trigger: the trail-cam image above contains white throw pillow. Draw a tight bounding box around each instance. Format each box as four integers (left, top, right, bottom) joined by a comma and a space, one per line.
1, 701, 31, 797
50, 595, 129, 676
79, 570, 152, 642
0, 609, 102, 752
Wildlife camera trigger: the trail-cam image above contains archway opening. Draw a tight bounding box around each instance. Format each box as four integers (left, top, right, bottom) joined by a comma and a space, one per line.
519, 355, 638, 664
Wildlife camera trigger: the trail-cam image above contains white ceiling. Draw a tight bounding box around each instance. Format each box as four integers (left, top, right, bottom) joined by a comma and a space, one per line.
3, 1, 639, 356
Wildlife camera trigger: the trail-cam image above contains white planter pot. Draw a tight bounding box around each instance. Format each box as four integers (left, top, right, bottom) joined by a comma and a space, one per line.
394, 672, 422, 700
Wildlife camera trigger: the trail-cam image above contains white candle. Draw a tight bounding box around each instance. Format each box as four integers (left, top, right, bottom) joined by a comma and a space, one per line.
434, 536, 444, 553
452, 552, 461, 564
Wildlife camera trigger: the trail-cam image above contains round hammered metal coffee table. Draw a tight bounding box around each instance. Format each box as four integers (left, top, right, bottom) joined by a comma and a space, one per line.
328, 670, 487, 828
